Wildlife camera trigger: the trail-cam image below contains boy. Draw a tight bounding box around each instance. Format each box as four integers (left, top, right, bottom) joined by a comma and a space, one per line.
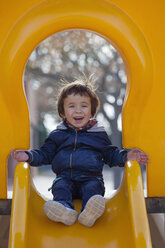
11, 79, 149, 227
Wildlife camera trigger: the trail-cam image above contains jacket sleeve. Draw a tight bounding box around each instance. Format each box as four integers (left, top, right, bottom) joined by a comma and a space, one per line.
103, 148, 128, 167
101, 132, 128, 167
26, 131, 57, 166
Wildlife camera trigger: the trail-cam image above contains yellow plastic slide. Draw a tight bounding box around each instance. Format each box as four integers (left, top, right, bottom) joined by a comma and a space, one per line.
9, 161, 152, 248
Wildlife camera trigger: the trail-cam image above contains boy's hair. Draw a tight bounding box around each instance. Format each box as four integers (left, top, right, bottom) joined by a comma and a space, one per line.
57, 79, 100, 118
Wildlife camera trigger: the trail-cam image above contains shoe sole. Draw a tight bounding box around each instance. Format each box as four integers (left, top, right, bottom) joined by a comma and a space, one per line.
44, 201, 78, 226
78, 195, 105, 227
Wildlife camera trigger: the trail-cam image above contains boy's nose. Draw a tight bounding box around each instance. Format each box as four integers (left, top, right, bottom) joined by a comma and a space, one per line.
75, 107, 81, 112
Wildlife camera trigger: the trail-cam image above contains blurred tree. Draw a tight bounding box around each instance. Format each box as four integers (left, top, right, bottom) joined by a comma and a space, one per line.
24, 30, 127, 148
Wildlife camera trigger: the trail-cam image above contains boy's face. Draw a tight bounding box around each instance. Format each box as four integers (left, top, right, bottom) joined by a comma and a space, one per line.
63, 94, 92, 128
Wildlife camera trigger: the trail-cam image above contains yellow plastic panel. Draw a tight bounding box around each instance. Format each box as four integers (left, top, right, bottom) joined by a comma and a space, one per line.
9, 161, 151, 248
0, 0, 157, 199
0, 0, 165, 200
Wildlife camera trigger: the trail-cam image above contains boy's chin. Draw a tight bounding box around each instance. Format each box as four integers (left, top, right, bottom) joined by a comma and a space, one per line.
74, 123, 84, 128
73, 122, 87, 128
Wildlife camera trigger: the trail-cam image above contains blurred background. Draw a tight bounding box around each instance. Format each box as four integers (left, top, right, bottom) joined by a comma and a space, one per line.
8, 29, 146, 198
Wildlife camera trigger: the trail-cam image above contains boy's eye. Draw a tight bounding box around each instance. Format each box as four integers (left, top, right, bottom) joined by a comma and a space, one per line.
82, 105, 87, 107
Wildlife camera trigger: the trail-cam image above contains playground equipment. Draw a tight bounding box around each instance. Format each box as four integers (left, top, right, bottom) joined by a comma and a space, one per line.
9, 161, 151, 248
0, 0, 165, 247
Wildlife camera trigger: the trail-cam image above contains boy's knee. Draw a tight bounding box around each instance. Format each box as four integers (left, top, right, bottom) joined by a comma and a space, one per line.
83, 178, 105, 195
52, 178, 71, 194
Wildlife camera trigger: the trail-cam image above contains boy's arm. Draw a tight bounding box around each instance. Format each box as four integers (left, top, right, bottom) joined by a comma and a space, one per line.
11, 131, 57, 166
100, 132, 128, 167
101, 132, 149, 167
26, 133, 58, 166
103, 147, 128, 167
103, 147, 149, 167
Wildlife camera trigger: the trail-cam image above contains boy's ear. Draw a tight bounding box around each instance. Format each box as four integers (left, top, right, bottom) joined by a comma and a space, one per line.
59, 111, 65, 119
61, 114, 65, 120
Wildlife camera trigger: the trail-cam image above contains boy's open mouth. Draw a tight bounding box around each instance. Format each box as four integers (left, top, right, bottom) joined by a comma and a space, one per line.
74, 117, 84, 122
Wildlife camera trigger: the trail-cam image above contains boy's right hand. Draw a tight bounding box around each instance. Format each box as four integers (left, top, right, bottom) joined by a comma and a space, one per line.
11, 149, 29, 162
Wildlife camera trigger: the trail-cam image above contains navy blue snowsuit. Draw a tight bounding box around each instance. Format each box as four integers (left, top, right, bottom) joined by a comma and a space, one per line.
27, 121, 128, 210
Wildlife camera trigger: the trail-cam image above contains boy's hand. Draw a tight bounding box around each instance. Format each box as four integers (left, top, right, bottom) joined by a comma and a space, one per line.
11, 149, 29, 162
127, 149, 149, 166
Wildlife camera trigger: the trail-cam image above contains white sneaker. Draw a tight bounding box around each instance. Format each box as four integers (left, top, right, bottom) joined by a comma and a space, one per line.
78, 195, 105, 227
44, 200, 78, 226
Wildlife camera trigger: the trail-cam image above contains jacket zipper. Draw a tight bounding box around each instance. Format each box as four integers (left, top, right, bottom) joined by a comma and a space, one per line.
69, 129, 78, 178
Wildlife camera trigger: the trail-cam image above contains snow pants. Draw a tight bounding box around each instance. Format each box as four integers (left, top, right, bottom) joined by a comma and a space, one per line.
51, 177, 105, 211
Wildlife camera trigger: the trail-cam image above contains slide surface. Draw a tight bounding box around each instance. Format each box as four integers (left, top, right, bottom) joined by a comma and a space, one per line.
9, 161, 152, 248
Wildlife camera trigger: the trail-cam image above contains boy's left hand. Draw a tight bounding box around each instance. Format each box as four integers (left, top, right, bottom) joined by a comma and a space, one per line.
127, 149, 149, 166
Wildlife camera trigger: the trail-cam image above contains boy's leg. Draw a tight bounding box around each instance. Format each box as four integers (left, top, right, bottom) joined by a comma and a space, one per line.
78, 178, 105, 227
52, 178, 75, 209
80, 178, 105, 210
44, 178, 78, 225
